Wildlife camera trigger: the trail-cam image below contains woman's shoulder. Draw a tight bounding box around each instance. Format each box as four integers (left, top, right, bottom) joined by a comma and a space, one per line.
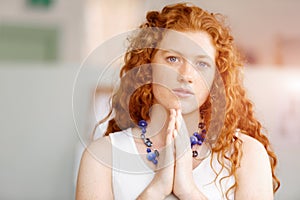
237, 132, 268, 156
236, 132, 270, 164
89, 135, 112, 149
84, 135, 113, 165
76, 136, 114, 199
83, 128, 132, 163
234, 131, 273, 199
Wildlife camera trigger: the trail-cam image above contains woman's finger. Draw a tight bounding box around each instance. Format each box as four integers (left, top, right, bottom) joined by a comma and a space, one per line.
175, 109, 181, 132
157, 109, 176, 169
174, 110, 191, 160
167, 109, 176, 138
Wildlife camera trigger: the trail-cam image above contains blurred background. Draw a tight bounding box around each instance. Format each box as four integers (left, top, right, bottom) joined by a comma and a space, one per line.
0, 0, 299, 199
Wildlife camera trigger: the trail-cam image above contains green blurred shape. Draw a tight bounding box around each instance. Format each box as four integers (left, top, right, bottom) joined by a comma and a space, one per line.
0, 25, 58, 62
28, 0, 53, 7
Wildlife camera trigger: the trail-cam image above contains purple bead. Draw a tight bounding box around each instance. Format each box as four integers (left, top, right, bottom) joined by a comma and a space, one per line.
142, 128, 146, 134
138, 120, 147, 128
199, 135, 205, 142
193, 132, 199, 137
147, 152, 156, 161
146, 148, 151, 153
202, 129, 207, 134
197, 140, 203, 145
190, 135, 198, 146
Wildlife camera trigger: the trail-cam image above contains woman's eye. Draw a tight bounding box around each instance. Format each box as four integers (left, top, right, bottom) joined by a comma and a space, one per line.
166, 56, 180, 63
196, 61, 210, 68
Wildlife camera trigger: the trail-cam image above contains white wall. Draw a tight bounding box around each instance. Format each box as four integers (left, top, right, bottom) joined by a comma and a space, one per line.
0, 63, 92, 199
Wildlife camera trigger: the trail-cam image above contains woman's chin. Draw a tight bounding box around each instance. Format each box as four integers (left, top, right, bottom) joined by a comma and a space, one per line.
167, 103, 198, 114
163, 100, 199, 112
180, 102, 200, 115
161, 104, 181, 111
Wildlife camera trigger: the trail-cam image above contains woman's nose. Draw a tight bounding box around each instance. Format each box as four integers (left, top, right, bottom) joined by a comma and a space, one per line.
177, 61, 194, 83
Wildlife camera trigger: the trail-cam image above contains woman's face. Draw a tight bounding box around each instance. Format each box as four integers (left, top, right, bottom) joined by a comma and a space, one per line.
151, 30, 216, 114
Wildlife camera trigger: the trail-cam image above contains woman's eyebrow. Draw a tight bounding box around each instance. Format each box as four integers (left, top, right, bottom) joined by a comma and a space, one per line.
159, 49, 181, 55
160, 49, 212, 60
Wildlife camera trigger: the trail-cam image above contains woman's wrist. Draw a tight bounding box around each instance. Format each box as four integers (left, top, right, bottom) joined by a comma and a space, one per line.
175, 183, 207, 200
137, 181, 168, 200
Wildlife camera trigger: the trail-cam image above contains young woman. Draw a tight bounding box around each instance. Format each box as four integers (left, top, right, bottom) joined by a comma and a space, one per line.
76, 3, 280, 199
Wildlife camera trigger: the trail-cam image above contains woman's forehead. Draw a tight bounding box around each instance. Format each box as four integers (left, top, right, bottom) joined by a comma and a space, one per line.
157, 30, 216, 61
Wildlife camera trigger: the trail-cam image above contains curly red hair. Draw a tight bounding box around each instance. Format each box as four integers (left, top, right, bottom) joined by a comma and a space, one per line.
94, 3, 280, 198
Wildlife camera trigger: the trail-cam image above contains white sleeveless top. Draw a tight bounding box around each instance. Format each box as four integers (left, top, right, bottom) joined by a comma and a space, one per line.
109, 128, 235, 200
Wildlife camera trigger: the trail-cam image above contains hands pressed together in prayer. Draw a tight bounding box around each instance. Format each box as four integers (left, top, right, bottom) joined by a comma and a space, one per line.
138, 109, 207, 200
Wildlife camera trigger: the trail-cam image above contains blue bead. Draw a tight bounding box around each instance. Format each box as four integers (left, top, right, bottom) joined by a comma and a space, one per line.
197, 140, 203, 145
147, 152, 156, 161
146, 148, 151, 153
152, 159, 158, 165
194, 133, 202, 141
202, 129, 207, 134
138, 120, 147, 128
142, 128, 146, 134
193, 132, 198, 137
190, 135, 198, 146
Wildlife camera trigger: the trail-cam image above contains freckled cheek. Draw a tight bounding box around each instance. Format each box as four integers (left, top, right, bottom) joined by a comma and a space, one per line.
194, 79, 211, 104
194, 68, 215, 92
152, 64, 177, 83
152, 84, 180, 109
152, 66, 178, 95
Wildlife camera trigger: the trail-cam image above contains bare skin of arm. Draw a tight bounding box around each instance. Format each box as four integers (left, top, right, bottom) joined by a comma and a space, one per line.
235, 133, 274, 200
76, 137, 113, 200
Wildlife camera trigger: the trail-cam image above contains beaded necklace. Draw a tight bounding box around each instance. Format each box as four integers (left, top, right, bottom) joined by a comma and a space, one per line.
138, 119, 207, 165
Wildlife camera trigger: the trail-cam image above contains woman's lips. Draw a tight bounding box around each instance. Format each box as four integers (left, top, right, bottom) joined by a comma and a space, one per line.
172, 88, 194, 98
